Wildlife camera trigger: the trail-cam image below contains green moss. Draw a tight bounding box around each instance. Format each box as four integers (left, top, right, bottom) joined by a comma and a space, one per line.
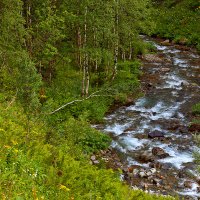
192, 103, 200, 115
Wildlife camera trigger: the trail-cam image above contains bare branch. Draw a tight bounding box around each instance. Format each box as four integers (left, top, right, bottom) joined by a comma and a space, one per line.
49, 90, 111, 115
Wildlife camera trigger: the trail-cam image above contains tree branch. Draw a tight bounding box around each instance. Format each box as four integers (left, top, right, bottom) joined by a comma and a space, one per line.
49, 90, 111, 115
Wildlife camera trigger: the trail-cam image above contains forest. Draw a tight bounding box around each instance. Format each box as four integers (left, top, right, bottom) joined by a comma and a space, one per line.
0, 0, 200, 199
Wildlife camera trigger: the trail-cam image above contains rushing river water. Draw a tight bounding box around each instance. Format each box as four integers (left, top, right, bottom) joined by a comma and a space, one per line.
95, 37, 200, 199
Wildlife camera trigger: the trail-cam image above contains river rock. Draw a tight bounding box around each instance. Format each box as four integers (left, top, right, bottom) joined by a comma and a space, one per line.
137, 151, 155, 163
143, 54, 163, 63
153, 178, 162, 185
161, 39, 170, 45
127, 165, 141, 173
149, 161, 162, 169
150, 168, 156, 174
160, 68, 171, 73
148, 130, 164, 138
178, 170, 186, 178
90, 155, 96, 161
178, 125, 188, 133
188, 123, 200, 133
152, 147, 169, 159
127, 172, 134, 179
93, 160, 100, 164
122, 167, 128, 173
141, 182, 148, 190
146, 171, 152, 177
133, 168, 140, 175
139, 171, 147, 178
184, 181, 193, 189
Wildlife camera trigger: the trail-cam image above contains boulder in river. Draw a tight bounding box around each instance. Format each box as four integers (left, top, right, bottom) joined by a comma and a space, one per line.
184, 181, 193, 189
148, 130, 164, 138
137, 151, 155, 163
152, 147, 170, 159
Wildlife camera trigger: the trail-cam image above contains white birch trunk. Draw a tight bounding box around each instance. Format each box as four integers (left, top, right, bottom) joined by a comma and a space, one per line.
112, 0, 119, 81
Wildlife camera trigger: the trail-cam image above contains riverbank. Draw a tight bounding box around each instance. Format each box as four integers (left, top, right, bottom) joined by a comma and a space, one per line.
152, 0, 200, 51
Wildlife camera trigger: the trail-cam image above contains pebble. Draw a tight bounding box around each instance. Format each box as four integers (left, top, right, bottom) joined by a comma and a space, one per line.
150, 168, 156, 174
139, 171, 147, 178
133, 169, 139, 175
184, 181, 193, 189
90, 155, 96, 161
93, 160, 100, 164
153, 178, 161, 185
146, 171, 152, 176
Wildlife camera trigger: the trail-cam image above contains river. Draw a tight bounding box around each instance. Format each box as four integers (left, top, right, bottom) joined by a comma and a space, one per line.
95, 36, 200, 199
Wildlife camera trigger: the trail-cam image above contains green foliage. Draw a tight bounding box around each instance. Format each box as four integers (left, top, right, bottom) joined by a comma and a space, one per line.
0, 0, 175, 199
17, 53, 42, 114
153, 0, 200, 50
192, 103, 200, 115
0, 101, 174, 200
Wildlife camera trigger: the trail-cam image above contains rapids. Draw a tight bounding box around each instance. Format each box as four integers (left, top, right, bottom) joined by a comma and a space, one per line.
95, 36, 200, 199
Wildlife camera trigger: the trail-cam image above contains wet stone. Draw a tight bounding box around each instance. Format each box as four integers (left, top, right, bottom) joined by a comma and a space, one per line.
184, 181, 193, 189
137, 152, 155, 163
149, 162, 162, 169
139, 171, 147, 178
146, 171, 152, 177
160, 163, 173, 170
150, 168, 156, 174
160, 68, 171, 73
148, 130, 164, 138
188, 123, 200, 133
152, 147, 170, 159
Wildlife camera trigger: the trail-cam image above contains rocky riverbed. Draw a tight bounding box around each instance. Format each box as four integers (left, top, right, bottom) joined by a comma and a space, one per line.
93, 36, 200, 199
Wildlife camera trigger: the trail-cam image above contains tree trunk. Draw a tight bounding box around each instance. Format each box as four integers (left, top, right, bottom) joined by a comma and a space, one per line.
77, 26, 82, 70
82, 6, 89, 97
111, 0, 119, 81
81, 56, 86, 97
85, 55, 89, 96
129, 39, 132, 60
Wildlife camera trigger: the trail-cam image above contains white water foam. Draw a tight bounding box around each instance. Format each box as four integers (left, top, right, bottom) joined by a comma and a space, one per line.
174, 58, 188, 68
164, 49, 181, 54
154, 43, 168, 51
120, 137, 149, 151
105, 123, 132, 136
111, 141, 127, 153
178, 182, 200, 198
158, 150, 194, 169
